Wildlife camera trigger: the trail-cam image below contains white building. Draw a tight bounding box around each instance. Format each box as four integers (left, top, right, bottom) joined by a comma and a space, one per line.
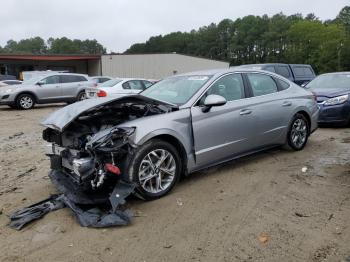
101, 53, 229, 79
0, 53, 229, 80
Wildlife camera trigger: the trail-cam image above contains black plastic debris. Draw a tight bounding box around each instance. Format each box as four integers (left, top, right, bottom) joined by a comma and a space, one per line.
9, 170, 136, 230
9, 195, 65, 230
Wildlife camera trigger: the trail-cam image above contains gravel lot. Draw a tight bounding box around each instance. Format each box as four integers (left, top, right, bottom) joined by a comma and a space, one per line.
0, 104, 349, 262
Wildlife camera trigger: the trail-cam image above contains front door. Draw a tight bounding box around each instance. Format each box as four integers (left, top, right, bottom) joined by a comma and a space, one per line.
191, 73, 256, 167
36, 75, 61, 101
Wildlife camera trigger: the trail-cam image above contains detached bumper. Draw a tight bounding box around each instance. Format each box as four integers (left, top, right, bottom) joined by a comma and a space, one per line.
318, 102, 350, 125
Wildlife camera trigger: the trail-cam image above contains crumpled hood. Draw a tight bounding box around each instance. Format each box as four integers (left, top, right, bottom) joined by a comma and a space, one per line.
41, 95, 174, 132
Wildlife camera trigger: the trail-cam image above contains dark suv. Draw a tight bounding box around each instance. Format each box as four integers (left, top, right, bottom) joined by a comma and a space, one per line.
237, 64, 316, 86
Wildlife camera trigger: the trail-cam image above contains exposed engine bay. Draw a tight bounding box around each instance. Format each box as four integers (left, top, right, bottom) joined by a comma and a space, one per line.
43, 98, 173, 193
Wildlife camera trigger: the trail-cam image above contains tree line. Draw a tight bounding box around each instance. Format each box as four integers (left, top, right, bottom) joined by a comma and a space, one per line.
126, 6, 350, 74
0, 37, 106, 55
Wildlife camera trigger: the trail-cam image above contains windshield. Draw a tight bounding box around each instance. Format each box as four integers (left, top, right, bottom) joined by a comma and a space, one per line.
141, 75, 212, 105
22, 76, 45, 85
99, 78, 122, 87
306, 74, 350, 90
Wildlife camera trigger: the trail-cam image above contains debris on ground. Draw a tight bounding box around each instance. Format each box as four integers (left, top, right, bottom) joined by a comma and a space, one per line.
176, 198, 183, 206
8, 171, 136, 230
17, 167, 37, 178
295, 212, 311, 218
258, 234, 269, 244
9, 132, 24, 139
301, 166, 308, 173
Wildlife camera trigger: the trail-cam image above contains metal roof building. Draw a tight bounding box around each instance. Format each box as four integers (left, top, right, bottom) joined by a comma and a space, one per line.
101, 53, 229, 79
0, 53, 229, 80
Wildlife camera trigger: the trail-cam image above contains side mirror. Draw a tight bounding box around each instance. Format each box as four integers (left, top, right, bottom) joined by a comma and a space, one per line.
202, 94, 227, 112
37, 80, 45, 86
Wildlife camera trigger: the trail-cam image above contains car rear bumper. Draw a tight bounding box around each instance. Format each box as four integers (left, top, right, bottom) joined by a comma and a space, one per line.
317, 102, 350, 125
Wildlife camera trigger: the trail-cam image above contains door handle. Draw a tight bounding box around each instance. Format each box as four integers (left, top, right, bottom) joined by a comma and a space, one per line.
240, 109, 252, 115
282, 101, 292, 107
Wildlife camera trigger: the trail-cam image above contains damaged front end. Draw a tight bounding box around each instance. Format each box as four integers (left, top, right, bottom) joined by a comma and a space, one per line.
44, 125, 136, 194
10, 96, 174, 229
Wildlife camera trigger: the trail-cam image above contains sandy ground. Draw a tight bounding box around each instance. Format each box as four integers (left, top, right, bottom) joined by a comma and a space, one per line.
0, 104, 349, 262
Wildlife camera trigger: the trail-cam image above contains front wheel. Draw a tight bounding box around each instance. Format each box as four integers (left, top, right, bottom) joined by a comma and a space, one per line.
16, 94, 35, 110
127, 140, 182, 200
287, 114, 309, 151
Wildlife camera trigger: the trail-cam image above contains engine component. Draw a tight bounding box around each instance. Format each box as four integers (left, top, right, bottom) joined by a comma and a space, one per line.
72, 157, 95, 182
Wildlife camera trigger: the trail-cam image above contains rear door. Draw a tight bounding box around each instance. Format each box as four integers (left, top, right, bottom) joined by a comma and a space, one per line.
36, 75, 61, 101
191, 73, 256, 167
244, 72, 294, 147
59, 75, 88, 99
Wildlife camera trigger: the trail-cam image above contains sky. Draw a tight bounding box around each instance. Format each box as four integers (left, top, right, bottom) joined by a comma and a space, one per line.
0, 0, 348, 53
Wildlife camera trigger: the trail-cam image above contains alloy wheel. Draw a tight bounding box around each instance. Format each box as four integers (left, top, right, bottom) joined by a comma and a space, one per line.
19, 96, 33, 109
138, 149, 176, 194
290, 118, 307, 149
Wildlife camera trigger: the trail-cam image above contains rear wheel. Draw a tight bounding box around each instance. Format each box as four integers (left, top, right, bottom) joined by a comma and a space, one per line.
287, 114, 309, 150
127, 140, 181, 200
16, 94, 35, 110
76, 91, 86, 101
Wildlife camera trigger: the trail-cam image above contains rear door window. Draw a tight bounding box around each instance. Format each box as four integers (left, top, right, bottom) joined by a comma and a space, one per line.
247, 73, 278, 96
275, 78, 290, 90
123, 80, 145, 90
60, 75, 87, 83
275, 66, 291, 78
142, 80, 153, 88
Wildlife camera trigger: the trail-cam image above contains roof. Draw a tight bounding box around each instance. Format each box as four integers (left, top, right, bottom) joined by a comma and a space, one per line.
0, 54, 101, 61
105, 52, 229, 64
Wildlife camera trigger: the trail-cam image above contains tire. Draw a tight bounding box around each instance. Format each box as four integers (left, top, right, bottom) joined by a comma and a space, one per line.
286, 113, 309, 151
126, 139, 182, 200
16, 94, 35, 110
76, 91, 86, 102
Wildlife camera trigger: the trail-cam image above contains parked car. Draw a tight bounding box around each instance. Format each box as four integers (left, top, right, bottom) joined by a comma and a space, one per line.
306, 72, 350, 126
90, 76, 113, 85
237, 64, 316, 86
42, 68, 318, 202
0, 74, 16, 81
85, 78, 153, 98
20, 70, 68, 81
0, 73, 94, 109
1, 80, 22, 85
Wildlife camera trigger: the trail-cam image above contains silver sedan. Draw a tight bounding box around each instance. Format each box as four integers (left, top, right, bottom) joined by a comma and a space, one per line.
42, 68, 319, 200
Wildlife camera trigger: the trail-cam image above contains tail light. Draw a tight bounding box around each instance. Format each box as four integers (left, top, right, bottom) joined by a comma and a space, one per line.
105, 163, 121, 175
97, 90, 107, 97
